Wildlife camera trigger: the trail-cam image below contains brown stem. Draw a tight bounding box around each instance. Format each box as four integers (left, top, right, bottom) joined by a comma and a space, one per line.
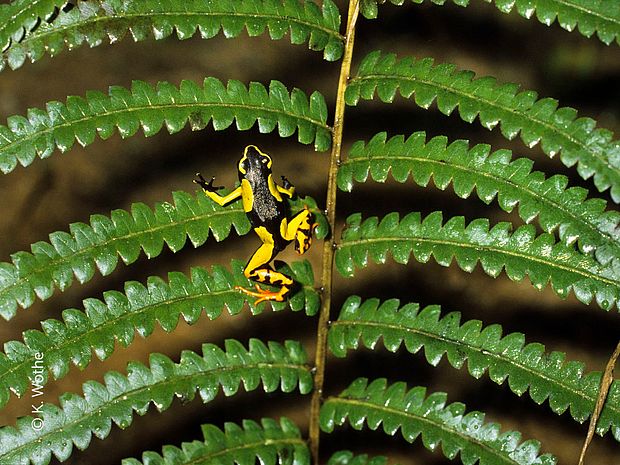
578, 340, 620, 465
308, 1, 360, 464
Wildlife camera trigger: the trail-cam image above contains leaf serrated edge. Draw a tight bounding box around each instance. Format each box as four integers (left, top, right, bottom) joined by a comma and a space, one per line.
362, 0, 620, 46
336, 211, 620, 311
329, 296, 620, 440
321, 377, 557, 465
0, 339, 313, 465
122, 417, 309, 465
0, 0, 69, 51
339, 131, 620, 268
346, 51, 620, 201
0, 191, 323, 321
326, 450, 389, 465
1, 0, 345, 71
0, 259, 319, 409
0, 77, 332, 174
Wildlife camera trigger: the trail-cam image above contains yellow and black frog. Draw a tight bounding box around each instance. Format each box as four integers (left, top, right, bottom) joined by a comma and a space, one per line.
194, 145, 316, 304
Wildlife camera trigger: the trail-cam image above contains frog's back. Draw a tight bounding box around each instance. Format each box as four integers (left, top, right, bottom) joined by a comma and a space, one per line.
241, 173, 287, 256
248, 171, 287, 223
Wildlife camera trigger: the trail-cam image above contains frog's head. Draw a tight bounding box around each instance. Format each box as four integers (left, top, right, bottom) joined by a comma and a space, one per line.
238, 145, 272, 176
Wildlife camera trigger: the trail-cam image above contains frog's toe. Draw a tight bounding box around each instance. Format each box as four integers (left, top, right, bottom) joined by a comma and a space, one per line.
235, 284, 291, 304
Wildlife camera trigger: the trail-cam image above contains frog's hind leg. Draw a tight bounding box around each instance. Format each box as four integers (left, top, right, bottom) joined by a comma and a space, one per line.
235, 241, 294, 304
281, 207, 316, 254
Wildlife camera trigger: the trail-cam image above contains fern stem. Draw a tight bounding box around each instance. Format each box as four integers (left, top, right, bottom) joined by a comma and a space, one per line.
578, 340, 620, 465
309, 0, 359, 463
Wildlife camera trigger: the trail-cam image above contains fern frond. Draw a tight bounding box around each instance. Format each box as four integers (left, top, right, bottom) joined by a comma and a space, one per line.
338, 132, 620, 268
0, 190, 326, 320
327, 450, 388, 465
1, 0, 344, 71
320, 378, 557, 465
0, 0, 68, 51
336, 212, 620, 310
0, 339, 312, 465
346, 51, 620, 201
0, 77, 331, 174
329, 296, 620, 441
359, 0, 620, 46
122, 417, 309, 465
0, 259, 318, 409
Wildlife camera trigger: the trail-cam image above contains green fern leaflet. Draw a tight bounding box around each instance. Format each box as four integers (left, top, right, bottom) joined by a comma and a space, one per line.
1, 0, 344, 71
338, 132, 620, 269
122, 417, 309, 465
0, 191, 326, 320
329, 296, 620, 441
0, 259, 318, 409
346, 51, 620, 202
0, 0, 68, 51
336, 212, 620, 310
0, 77, 331, 174
360, 0, 620, 46
326, 451, 388, 465
0, 339, 312, 465
321, 377, 557, 465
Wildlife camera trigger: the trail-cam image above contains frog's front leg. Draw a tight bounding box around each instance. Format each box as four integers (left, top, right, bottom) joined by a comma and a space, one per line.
235, 231, 295, 304
194, 173, 242, 206
280, 207, 316, 254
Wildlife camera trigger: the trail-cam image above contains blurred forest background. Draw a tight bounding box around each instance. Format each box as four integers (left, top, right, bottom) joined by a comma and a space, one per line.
0, 0, 618, 463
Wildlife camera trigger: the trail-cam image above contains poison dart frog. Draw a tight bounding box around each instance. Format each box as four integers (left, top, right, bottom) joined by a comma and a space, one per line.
194, 145, 316, 304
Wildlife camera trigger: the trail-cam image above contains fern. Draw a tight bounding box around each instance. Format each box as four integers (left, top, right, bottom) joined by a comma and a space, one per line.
0, 0, 68, 51
327, 451, 388, 465
0, 259, 318, 409
0, 190, 326, 320
338, 132, 620, 268
336, 212, 620, 310
122, 417, 309, 465
320, 377, 557, 465
329, 296, 620, 441
359, 0, 620, 46
0, 77, 331, 174
345, 51, 620, 201
0, 0, 617, 463
0, 338, 312, 465
1, 0, 344, 71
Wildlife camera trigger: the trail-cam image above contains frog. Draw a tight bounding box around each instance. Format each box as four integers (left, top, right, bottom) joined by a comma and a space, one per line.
194, 145, 316, 304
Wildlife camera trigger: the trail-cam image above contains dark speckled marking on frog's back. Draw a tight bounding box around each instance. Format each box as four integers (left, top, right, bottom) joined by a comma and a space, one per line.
245, 167, 287, 224
239, 148, 290, 250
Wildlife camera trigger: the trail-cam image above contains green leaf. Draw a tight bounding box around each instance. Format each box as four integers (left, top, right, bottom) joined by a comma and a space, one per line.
339, 132, 620, 269
361, 0, 620, 46
0, 0, 68, 52
327, 451, 389, 465
0, 190, 325, 321
360, 0, 380, 19
1, 0, 344, 71
0, 78, 331, 174
346, 51, 620, 202
0, 259, 318, 409
122, 417, 309, 465
329, 296, 620, 441
336, 212, 620, 310
321, 377, 557, 465
0, 339, 312, 465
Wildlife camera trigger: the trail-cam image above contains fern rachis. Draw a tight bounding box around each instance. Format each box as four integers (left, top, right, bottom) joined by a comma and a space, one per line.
0, 0, 618, 464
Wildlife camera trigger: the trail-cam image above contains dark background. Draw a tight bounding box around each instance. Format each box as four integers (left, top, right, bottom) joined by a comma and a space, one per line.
0, 1, 618, 464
